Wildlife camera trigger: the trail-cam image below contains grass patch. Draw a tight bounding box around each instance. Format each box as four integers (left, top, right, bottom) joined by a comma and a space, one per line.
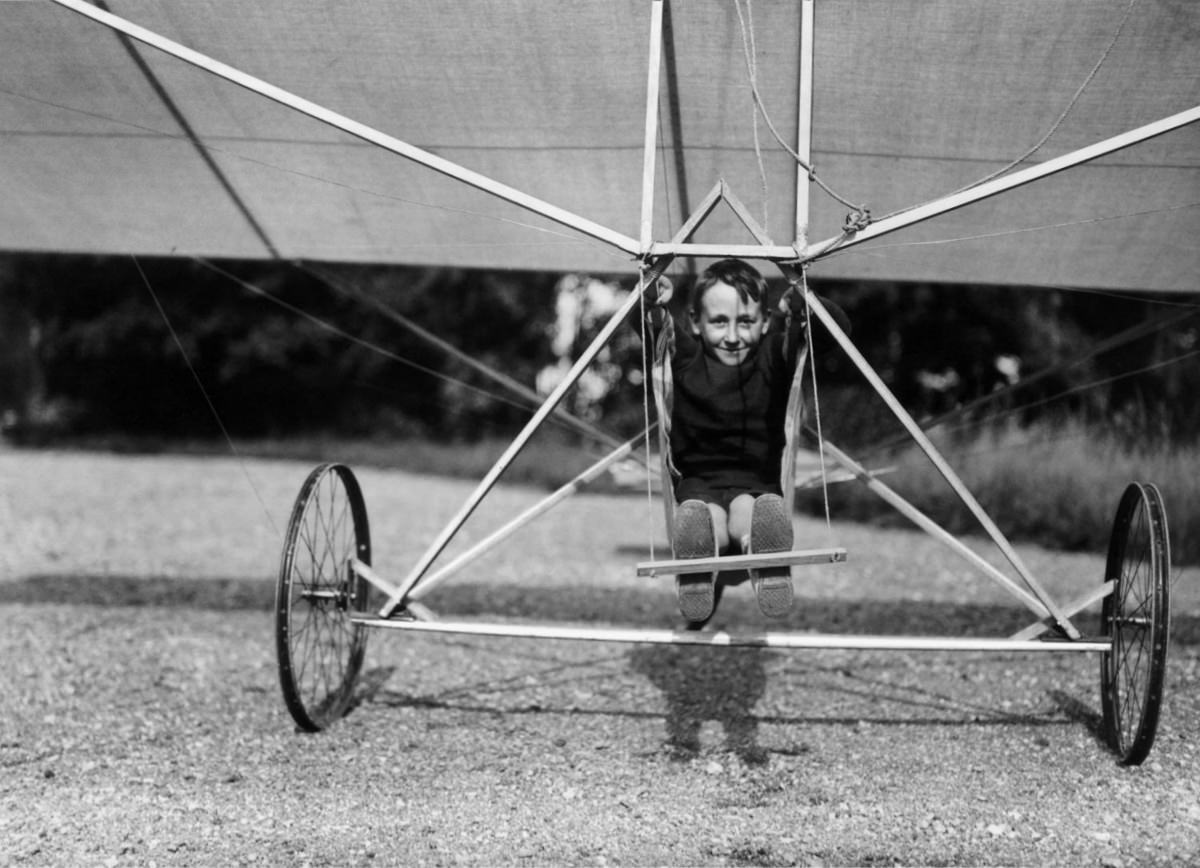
26, 429, 637, 493
16, 419, 1197, 564
803, 421, 1199, 565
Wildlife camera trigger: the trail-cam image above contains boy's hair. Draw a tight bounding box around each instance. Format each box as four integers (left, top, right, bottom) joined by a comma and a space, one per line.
688, 259, 768, 315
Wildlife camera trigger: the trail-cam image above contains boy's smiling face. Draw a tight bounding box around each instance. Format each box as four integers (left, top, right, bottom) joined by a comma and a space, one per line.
691, 280, 767, 366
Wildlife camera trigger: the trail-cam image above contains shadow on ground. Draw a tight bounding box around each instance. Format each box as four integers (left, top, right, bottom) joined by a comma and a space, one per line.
10, 572, 1162, 761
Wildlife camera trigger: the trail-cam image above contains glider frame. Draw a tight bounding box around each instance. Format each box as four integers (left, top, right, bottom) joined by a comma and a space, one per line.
45, 0, 1180, 762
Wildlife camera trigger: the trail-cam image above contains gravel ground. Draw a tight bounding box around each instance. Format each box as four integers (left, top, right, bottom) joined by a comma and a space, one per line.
2, 448, 1199, 866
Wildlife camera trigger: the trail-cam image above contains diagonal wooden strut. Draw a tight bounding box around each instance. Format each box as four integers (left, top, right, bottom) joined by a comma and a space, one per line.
378, 256, 675, 617
50, 0, 641, 257
410, 432, 652, 601
819, 439, 1052, 620
796, 286, 1082, 639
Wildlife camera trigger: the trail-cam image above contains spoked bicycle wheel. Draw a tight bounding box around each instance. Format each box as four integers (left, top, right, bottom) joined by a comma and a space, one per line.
275, 463, 372, 731
1100, 482, 1170, 765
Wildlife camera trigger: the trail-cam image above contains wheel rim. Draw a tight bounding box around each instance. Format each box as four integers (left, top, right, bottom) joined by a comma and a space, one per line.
1100, 483, 1170, 765
276, 464, 371, 731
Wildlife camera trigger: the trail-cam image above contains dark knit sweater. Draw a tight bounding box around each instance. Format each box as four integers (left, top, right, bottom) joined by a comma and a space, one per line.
666, 316, 802, 493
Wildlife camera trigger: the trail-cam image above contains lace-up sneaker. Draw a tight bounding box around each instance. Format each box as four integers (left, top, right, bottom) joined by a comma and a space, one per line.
749, 493, 794, 618
672, 500, 717, 624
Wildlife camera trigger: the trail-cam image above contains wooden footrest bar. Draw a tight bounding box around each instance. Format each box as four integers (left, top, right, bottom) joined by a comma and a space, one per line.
636, 547, 847, 578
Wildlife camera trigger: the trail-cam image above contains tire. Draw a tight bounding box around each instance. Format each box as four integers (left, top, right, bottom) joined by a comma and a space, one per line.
275, 463, 372, 732
1100, 482, 1170, 765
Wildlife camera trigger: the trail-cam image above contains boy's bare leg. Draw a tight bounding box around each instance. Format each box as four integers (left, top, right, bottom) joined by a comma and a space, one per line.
707, 502, 732, 552
747, 493, 795, 618
728, 494, 755, 551
673, 500, 718, 624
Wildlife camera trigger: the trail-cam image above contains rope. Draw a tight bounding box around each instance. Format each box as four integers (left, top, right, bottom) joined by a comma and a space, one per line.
734, 0, 1140, 236
797, 271, 833, 532
734, 0, 771, 229
732, 0, 869, 229
637, 264, 659, 562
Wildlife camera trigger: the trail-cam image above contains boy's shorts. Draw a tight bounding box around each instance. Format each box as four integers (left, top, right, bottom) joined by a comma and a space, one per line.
674, 477, 778, 513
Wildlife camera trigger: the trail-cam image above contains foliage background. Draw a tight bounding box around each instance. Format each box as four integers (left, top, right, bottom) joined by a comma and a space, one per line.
3, 253, 1196, 442
1, 252, 1197, 561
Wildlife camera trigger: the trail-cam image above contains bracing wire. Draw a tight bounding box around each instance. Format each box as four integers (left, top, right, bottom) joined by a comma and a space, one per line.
193, 258, 565, 423
876, 0, 1143, 225
133, 256, 280, 537
878, 0, 1137, 224
296, 261, 644, 460
199, 258, 660, 477
862, 301, 1200, 459
731, 0, 1146, 236
819, 201, 1200, 264
798, 270, 833, 532
847, 341, 1200, 476
731, 0, 867, 224
733, 0, 771, 231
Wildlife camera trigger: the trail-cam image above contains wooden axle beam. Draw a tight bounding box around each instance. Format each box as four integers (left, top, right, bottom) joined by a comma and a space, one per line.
347, 614, 1111, 653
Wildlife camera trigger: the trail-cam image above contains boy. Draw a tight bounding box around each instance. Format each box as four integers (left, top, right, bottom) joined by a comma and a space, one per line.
638, 259, 848, 626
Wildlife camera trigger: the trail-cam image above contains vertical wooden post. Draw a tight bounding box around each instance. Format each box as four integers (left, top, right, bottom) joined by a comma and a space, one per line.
641, 0, 666, 252
794, 0, 815, 248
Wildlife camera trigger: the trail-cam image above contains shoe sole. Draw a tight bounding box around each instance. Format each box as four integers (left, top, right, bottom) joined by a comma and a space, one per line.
750, 494, 794, 618
674, 501, 716, 623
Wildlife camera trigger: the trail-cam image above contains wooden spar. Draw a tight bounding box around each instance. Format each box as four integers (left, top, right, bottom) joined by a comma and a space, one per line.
650, 242, 800, 258
348, 615, 1111, 653
408, 433, 649, 601
800, 289, 1082, 640
819, 440, 1052, 620
794, 0, 815, 248
802, 105, 1200, 261
48, 0, 640, 257
379, 256, 677, 617
640, 0, 665, 251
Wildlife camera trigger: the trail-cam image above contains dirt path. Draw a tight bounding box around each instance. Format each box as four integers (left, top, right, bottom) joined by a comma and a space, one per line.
2, 450, 1198, 865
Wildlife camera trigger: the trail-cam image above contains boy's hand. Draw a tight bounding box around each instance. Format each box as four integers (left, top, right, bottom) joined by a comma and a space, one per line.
643, 275, 673, 307
780, 285, 806, 316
